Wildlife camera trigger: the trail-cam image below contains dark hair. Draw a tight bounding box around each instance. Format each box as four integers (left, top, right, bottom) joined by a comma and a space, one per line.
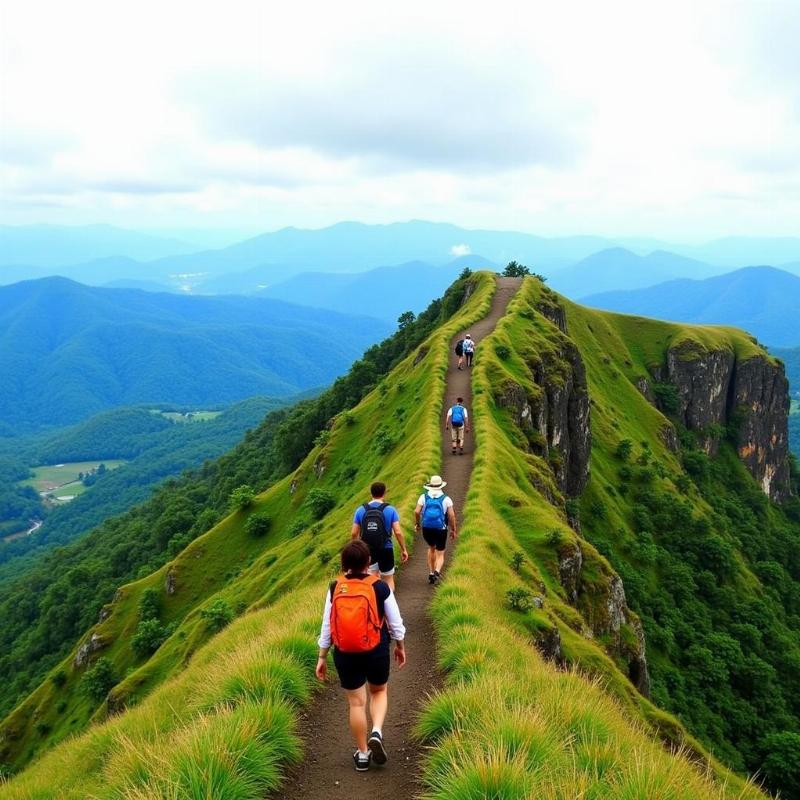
370, 481, 386, 498
456, 397, 463, 403
341, 540, 371, 573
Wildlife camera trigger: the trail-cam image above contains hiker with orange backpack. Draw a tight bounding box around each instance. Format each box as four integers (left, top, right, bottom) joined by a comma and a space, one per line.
316, 539, 407, 772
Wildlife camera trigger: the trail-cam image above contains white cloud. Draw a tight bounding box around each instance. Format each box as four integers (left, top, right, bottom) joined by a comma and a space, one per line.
450, 244, 471, 257
0, 0, 797, 238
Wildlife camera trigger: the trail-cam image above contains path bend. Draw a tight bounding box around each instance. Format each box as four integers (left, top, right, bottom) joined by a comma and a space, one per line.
283, 277, 521, 799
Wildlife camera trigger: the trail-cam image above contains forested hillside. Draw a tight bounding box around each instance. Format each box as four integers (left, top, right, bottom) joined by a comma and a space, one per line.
0, 398, 288, 573
0, 277, 390, 430
1, 273, 797, 798
0, 274, 474, 732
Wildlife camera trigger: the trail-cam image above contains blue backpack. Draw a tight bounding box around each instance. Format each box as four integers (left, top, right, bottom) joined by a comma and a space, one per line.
422, 493, 447, 529
451, 405, 465, 426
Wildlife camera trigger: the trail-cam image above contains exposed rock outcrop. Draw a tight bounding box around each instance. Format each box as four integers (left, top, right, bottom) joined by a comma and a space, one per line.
731, 357, 791, 502
165, 568, 177, 596
533, 623, 564, 665
558, 544, 650, 696
74, 632, 106, 668
654, 343, 791, 501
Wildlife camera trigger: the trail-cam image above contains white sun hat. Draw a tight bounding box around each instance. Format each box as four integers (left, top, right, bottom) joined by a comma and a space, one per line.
424, 475, 447, 490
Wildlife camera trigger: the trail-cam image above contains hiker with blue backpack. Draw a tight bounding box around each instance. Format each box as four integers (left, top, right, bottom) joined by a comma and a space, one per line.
445, 397, 470, 455
414, 475, 456, 584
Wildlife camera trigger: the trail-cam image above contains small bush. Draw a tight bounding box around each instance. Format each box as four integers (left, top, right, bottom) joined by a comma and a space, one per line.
50, 669, 67, 688
342, 412, 356, 426
287, 519, 307, 537
314, 429, 331, 447
229, 484, 255, 510
200, 599, 234, 632
495, 344, 511, 361
506, 587, 535, 612
305, 488, 336, 518
615, 439, 633, 461
653, 383, 681, 416
245, 512, 272, 537
545, 529, 562, 547
131, 618, 170, 658
503, 260, 531, 277
510, 551, 525, 573
138, 587, 160, 621
81, 657, 115, 702
374, 426, 396, 455
317, 548, 333, 566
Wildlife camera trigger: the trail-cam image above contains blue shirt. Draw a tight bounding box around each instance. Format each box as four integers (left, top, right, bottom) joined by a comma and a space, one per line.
353, 501, 399, 549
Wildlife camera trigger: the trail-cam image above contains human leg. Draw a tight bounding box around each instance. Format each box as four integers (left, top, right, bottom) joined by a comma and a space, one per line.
368, 683, 388, 733
344, 685, 369, 753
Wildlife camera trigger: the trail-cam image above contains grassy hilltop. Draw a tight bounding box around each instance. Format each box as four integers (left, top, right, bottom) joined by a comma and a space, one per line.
2, 272, 798, 798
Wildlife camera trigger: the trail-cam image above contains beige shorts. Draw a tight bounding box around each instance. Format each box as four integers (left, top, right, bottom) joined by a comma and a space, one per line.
450, 425, 465, 444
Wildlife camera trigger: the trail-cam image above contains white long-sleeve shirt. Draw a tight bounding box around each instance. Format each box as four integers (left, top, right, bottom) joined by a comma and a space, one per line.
318, 580, 406, 649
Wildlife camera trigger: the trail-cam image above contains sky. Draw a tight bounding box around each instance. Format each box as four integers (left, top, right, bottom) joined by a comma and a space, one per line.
0, 0, 797, 240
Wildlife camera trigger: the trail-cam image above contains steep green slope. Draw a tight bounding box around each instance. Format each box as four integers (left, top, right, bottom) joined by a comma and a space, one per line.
0, 271, 496, 798
0, 271, 490, 778
423, 278, 795, 798
2, 273, 792, 799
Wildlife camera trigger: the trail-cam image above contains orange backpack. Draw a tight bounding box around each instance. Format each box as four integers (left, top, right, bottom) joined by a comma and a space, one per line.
330, 574, 385, 653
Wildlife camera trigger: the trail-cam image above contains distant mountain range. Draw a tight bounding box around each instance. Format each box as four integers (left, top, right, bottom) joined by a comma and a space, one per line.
0, 224, 196, 268
547, 247, 723, 299
257, 255, 496, 320
0, 277, 390, 430
5, 221, 800, 300
583, 266, 800, 347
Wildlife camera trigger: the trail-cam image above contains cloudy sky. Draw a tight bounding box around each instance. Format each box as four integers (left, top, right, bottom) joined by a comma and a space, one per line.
0, 0, 796, 239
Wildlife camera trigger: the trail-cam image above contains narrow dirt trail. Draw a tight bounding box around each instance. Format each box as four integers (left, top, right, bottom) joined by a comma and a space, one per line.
283, 277, 521, 799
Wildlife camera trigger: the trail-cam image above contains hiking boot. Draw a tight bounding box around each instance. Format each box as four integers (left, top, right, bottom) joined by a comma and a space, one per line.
459, 448, 464, 455
368, 731, 387, 765
433, 570, 441, 584
428, 573, 436, 584
451, 448, 457, 455
353, 750, 371, 772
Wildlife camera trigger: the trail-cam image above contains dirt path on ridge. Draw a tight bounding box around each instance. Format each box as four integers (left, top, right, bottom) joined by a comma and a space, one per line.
282, 277, 522, 799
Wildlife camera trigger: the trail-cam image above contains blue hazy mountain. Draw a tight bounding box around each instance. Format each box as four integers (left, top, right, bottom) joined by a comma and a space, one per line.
1, 221, 619, 289
548, 247, 721, 299
0, 224, 197, 268
0, 277, 390, 430
248, 256, 496, 320
583, 266, 800, 347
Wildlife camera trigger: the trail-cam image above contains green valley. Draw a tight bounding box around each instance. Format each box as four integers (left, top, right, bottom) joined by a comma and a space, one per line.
0, 273, 797, 799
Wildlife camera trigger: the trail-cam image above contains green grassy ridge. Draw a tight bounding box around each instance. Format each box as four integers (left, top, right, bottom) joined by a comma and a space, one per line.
418, 276, 767, 799
0, 274, 497, 795
561, 294, 799, 793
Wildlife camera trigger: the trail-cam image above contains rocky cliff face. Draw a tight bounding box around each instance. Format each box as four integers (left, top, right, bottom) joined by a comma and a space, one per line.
558, 543, 650, 696
496, 301, 591, 498
653, 342, 791, 502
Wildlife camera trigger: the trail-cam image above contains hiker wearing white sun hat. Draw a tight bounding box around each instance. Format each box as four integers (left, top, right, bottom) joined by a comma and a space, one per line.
462, 333, 476, 367
414, 475, 456, 585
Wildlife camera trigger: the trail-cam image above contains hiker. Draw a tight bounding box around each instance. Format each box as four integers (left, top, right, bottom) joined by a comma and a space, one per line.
414, 475, 456, 584
463, 333, 476, 367
445, 397, 470, 455
454, 336, 465, 370
316, 539, 406, 772
351, 481, 409, 592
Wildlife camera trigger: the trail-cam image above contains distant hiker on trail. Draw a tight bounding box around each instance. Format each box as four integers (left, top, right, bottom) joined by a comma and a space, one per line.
445, 397, 470, 455
463, 333, 476, 367
316, 539, 406, 772
352, 481, 409, 592
414, 475, 456, 584
455, 336, 465, 370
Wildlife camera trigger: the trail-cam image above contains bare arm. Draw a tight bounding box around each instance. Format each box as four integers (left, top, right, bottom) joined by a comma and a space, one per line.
351, 522, 360, 540
414, 503, 423, 530
447, 505, 458, 539
392, 521, 409, 561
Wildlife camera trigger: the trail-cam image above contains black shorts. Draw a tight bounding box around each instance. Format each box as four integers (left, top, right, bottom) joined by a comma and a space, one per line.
333, 644, 391, 690
422, 527, 447, 551
368, 546, 396, 577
